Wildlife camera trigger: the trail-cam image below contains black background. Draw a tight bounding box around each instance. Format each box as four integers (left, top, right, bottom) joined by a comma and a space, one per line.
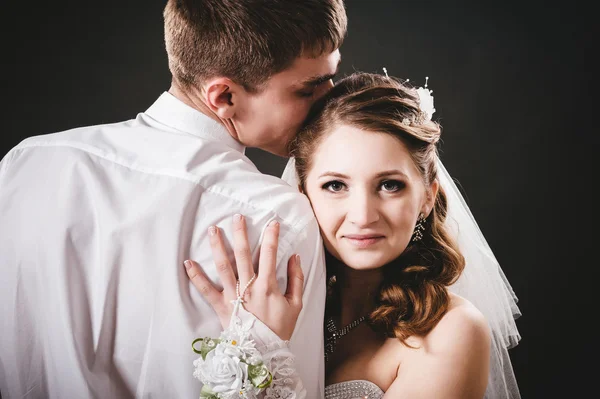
1, 1, 590, 397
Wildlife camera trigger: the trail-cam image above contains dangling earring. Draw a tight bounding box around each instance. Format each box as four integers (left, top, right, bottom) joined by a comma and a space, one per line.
411, 213, 426, 242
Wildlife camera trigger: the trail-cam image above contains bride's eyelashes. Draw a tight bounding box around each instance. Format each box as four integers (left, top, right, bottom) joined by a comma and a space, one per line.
322, 180, 346, 192
320, 179, 406, 194
379, 179, 405, 193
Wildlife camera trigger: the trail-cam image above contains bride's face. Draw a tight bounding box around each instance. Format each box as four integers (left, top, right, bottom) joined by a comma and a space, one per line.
304, 124, 437, 270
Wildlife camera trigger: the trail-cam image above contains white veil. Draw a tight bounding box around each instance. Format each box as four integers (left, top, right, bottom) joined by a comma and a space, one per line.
281, 157, 522, 399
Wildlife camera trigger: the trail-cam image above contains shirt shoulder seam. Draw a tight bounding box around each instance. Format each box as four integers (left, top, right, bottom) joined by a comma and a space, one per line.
11, 140, 317, 233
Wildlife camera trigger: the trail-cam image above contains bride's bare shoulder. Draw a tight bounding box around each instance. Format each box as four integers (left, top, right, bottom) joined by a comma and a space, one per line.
386, 293, 489, 352
426, 293, 490, 351
386, 295, 491, 398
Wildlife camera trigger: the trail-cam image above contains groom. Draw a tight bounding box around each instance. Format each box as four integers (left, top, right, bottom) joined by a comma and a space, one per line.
0, 0, 346, 397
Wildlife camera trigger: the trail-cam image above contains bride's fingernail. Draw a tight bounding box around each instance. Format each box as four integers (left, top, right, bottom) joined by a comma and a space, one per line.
208, 226, 217, 236
184, 260, 192, 270
295, 254, 301, 265
268, 219, 279, 227
233, 214, 242, 222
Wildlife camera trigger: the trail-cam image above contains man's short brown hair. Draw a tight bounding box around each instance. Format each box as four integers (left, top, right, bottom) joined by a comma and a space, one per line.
164, 0, 347, 92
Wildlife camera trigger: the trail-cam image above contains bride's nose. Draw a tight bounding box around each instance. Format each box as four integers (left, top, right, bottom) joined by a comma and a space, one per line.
346, 190, 380, 227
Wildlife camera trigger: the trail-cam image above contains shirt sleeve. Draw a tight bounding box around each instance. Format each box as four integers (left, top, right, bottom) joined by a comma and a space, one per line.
273, 216, 326, 399
236, 307, 307, 399
0, 148, 16, 183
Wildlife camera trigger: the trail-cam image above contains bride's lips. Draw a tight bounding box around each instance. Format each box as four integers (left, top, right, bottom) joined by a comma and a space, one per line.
343, 234, 385, 248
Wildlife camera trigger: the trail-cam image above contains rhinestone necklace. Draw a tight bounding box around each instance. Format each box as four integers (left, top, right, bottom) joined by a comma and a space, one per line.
324, 315, 366, 363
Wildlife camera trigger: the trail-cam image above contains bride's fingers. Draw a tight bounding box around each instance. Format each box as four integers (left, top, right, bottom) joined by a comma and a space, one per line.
208, 226, 236, 296
257, 219, 280, 287
284, 254, 304, 309
232, 214, 255, 288
184, 260, 226, 313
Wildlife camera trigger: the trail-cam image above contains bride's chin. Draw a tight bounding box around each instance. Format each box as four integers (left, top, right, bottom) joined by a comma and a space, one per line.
338, 257, 387, 272
323, 246, 389, 271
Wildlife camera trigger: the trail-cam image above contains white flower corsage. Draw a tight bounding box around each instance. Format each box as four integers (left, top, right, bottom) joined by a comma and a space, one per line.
192, 316, 273, 399
192, 282, 273, 399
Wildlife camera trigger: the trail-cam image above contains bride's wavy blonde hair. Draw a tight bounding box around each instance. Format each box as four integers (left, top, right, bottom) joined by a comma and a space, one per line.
288, 72, 465, 343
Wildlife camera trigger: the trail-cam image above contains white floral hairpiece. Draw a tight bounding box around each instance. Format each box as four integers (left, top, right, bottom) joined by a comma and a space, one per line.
382, 67, 436, 125
415, 76, 435, 122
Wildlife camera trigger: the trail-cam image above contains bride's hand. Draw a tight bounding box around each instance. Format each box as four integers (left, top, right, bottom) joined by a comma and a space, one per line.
184, 214, 304, 341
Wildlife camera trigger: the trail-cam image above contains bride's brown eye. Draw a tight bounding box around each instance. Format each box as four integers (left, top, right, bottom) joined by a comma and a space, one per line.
380, 180, 404, 192
322, 181, 345, 192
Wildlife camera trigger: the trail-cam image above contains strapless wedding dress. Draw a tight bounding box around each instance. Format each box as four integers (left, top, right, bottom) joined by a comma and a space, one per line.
325, 380, 384, 398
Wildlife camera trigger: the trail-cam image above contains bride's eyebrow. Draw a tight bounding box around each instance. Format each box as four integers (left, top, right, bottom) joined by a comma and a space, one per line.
375, 170, 408, 179
318, 171, 349, 179
317, 170, 408, 179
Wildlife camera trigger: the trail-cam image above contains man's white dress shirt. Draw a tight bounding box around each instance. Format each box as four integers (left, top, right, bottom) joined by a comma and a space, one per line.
0, 92, 326, 398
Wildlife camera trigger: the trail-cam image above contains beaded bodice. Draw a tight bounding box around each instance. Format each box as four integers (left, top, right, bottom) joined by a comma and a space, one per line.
325, 380, 384, 399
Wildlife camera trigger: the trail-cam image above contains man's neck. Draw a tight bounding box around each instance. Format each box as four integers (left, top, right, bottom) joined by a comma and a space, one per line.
167, 80, 238, 140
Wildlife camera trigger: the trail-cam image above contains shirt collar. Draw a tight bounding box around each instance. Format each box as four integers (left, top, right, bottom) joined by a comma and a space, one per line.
145, 92, 245, 154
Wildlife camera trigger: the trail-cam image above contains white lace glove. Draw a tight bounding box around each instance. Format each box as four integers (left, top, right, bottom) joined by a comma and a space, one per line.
238, 307, 306, 399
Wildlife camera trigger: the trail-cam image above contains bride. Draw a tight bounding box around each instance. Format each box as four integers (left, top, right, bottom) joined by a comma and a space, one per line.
185, 72, 521, 398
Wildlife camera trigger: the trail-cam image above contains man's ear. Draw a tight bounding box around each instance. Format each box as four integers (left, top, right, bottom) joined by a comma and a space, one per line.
204, 77, 242, 119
